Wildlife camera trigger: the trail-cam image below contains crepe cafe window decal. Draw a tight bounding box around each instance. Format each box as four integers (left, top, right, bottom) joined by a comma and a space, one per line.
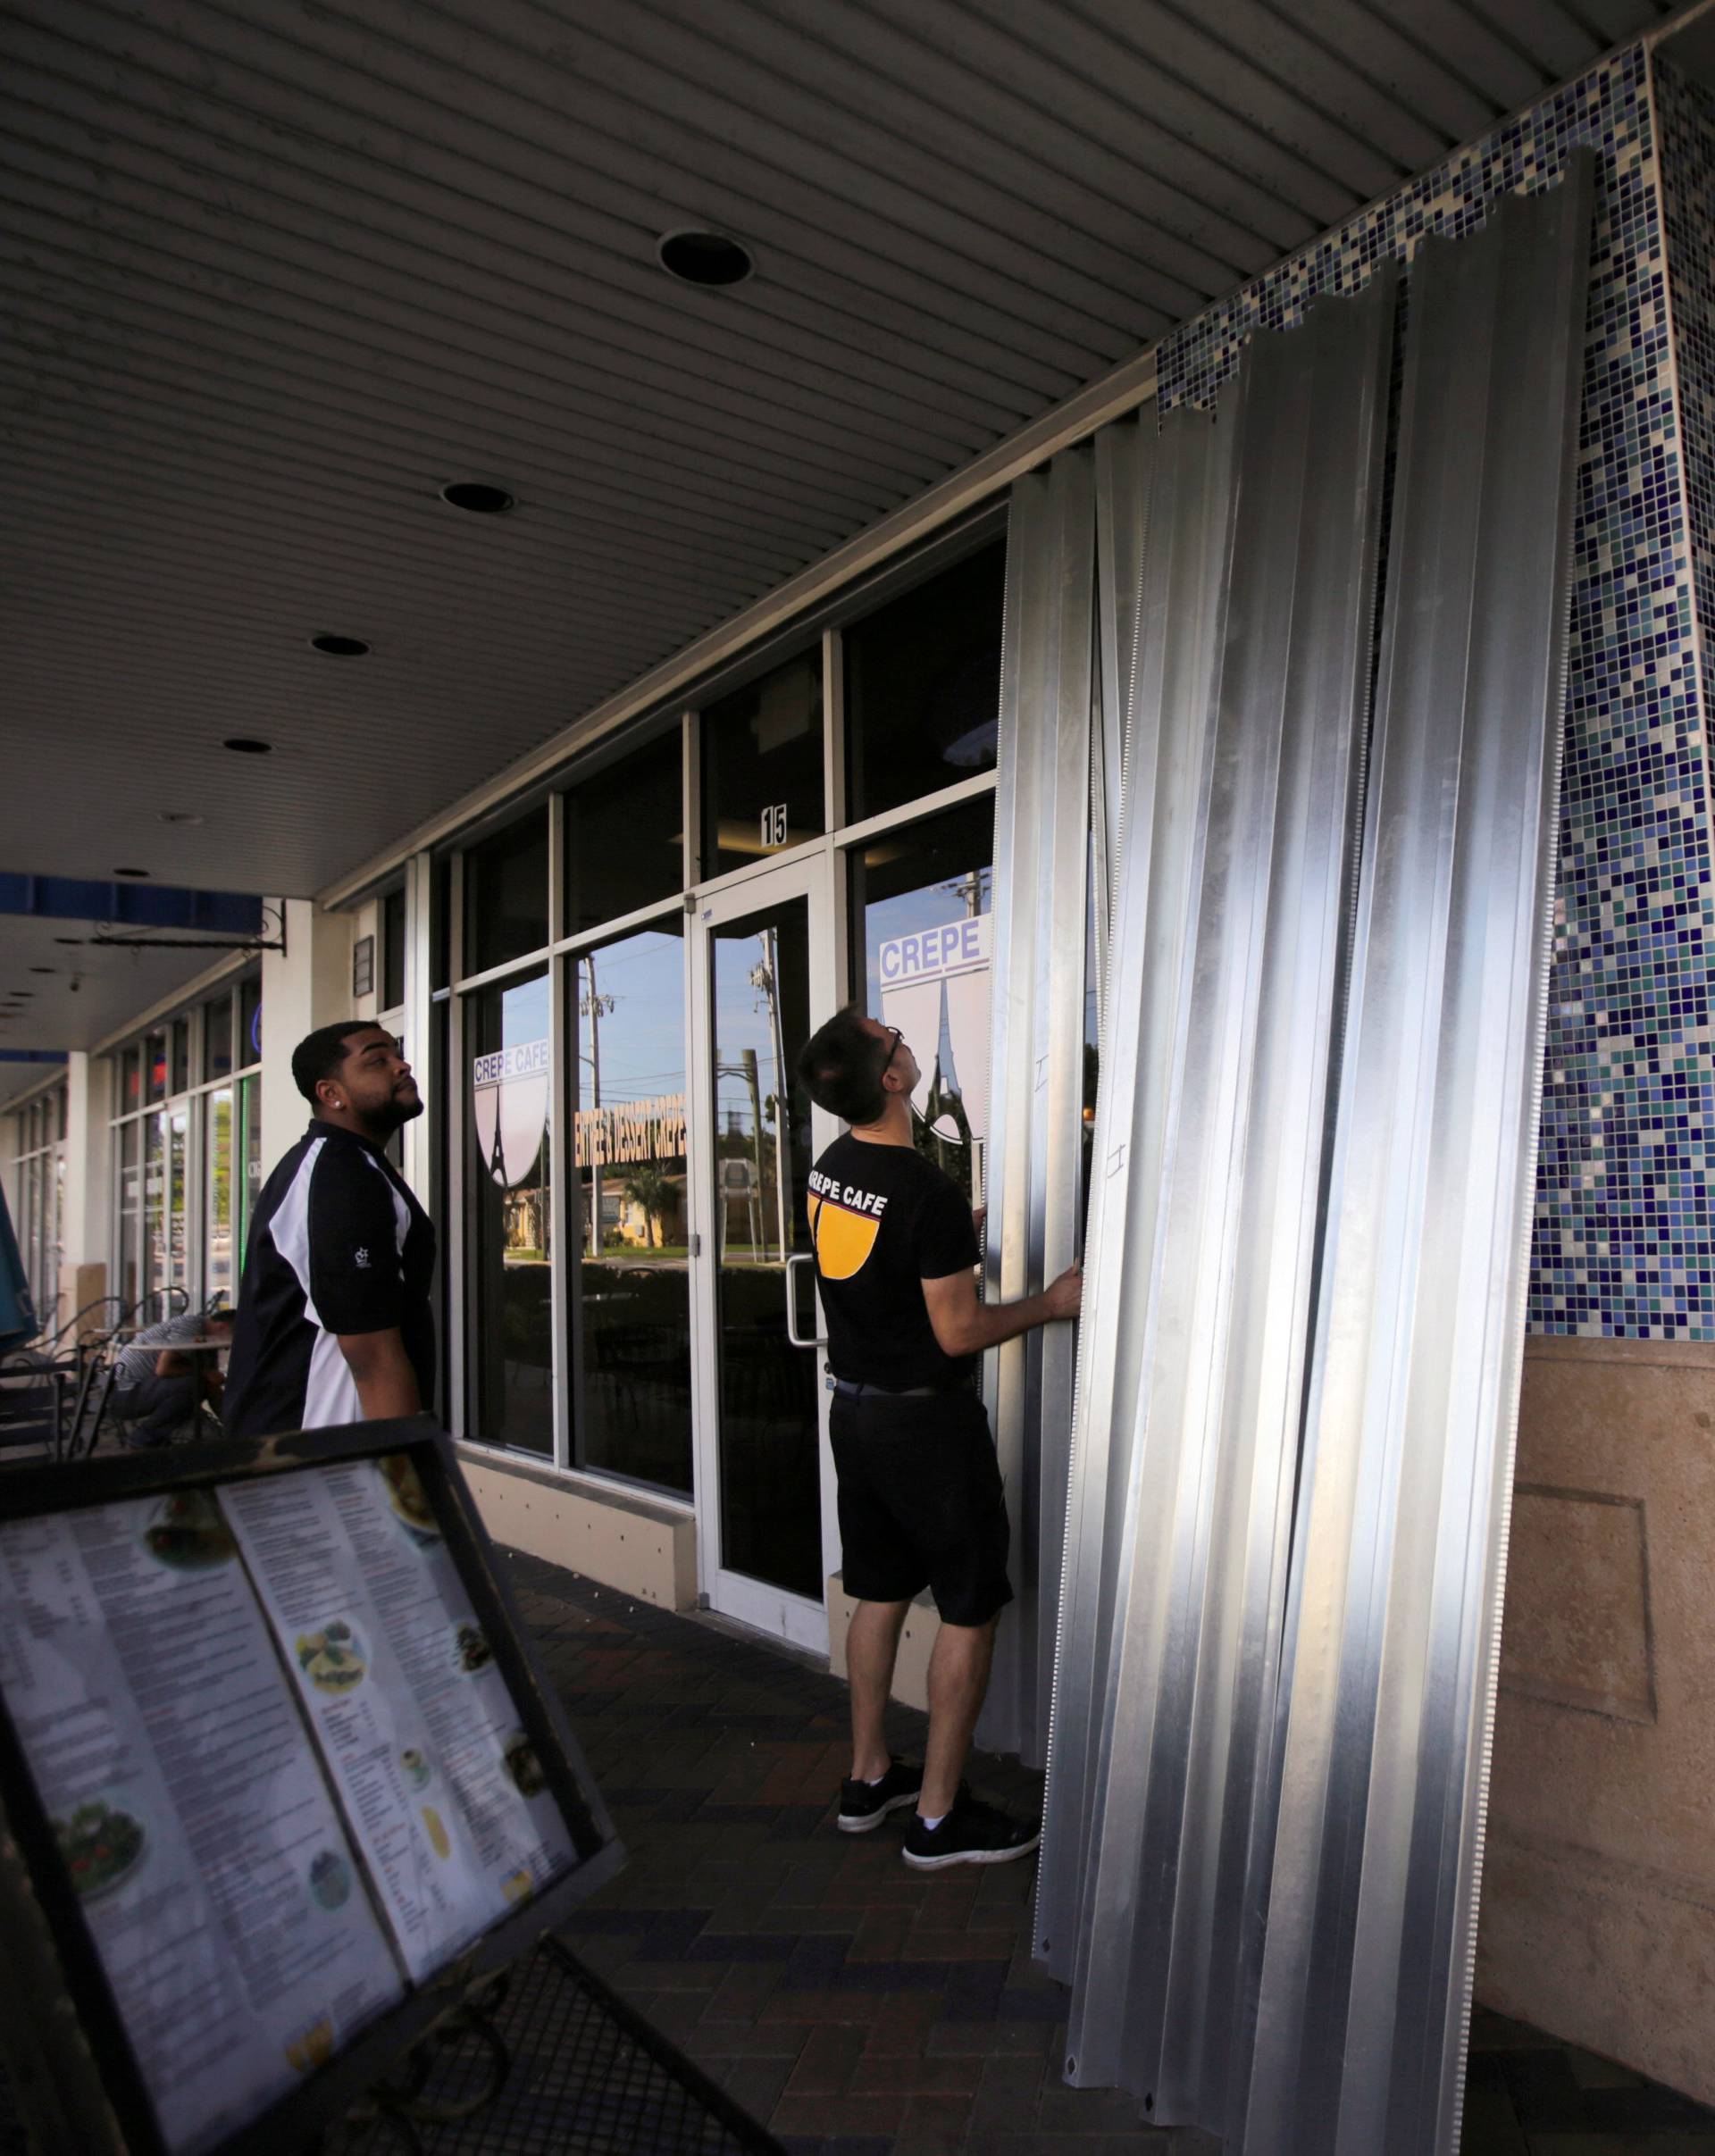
472, 1040, 550, 1188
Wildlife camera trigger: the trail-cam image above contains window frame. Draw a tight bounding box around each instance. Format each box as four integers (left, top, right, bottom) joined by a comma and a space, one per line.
446, 549, 1006, 1503
105, 973, 263, 1325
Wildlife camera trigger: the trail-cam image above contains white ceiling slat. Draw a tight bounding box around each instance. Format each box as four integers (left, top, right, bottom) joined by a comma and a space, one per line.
0, 152, 953, 494
0, 413, 765, 620
1, 104, 991, 474
2, 33, 1038, 439
962, 0, 1403, 208
0, 241, 936, 539
631, 0, 1273, 293
0, 305, 829, 572
498, 0, 1237, 316
106, 0, 1126, 380
0, 409, 795, 619
0, 244, 902, 538
6, 0, 1072, 410
1262, 0, 1510, 138
740, 0, 1308, 269
2, 7, 1067, 414
844, 0, 1351, 249
14, 0, 1086, 398
1068, 0, 1451, 170
1362, 0, 1551, 104
0, 0, 1679, 948
1465, 0, 1611, 74
408, 0, 1208, 335
1577, 0, 1669, 40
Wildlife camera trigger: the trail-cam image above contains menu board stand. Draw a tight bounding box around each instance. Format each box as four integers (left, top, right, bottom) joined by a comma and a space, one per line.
0, 1419, 624, 2156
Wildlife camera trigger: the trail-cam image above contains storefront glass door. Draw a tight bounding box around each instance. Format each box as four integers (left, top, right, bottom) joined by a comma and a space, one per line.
690, 856, 838, 1648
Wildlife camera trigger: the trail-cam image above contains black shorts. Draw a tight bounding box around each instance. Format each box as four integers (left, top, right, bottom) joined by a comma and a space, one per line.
829, 1387, 1013, 1629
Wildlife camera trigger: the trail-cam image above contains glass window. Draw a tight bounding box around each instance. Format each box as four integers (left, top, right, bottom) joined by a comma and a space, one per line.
239, 975, 263, 1068
206, 1089, 234, 1305
464, 809, 549, 978
383, 887, 407, 1010
851, 797, 995, 1208
167, 1107, 188, 1294
700, 649, 824, 881
145, 1029, 168, 1105
117, 1119, 139, 1310
170, 1020, 189, 1097
142, 1111, 165, 1310
238, 1074, 263, 1268
431, 858, 450, 992
564, 734, 684, 936
708, 898, 819, 1597
566, 923, 690, 1495
204, 995, 233, 1082
844, 541, 1006, 821
466, 967, 553, 1455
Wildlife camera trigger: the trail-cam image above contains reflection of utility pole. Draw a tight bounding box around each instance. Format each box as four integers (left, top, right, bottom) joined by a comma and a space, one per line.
740, 1047, 768, 1261
749, 930, 791, 1264
579, 957, 615, 1257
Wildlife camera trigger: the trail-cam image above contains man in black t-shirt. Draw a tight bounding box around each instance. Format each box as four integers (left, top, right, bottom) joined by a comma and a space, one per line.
223, 1022, 435, 1442
797, 1005, 1080, 1870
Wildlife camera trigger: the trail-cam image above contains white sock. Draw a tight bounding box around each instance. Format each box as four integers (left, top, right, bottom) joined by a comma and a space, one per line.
862, 1769, 887, 1786
918, 1810, 946, 1831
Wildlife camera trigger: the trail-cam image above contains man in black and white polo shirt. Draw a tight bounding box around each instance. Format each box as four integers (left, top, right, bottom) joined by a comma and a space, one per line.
222, 1022, 435, 1441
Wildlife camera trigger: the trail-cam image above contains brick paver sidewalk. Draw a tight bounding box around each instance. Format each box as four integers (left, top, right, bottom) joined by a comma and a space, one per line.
503, 1548, 1715, 2156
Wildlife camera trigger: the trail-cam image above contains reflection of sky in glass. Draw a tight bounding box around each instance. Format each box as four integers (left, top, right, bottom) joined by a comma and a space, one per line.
715, 931, 793, 1140
573, 932, 685, 1109
501, 973, 549, 1049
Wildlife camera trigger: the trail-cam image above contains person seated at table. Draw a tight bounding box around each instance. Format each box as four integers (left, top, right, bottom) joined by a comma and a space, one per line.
112, 1307, 234, 1450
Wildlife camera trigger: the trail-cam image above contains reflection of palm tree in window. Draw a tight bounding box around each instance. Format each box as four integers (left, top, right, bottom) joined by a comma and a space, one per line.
623, 1163, 670, 1249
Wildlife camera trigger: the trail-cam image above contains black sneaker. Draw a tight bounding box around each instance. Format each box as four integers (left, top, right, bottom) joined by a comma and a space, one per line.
902, 1787, 1042, 1869
836, 1757, 924, 1834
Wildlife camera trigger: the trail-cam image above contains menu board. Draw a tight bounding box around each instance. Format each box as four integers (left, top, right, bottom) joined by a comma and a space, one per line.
0, 1450, 584, 2155
221, 1456, 576, 1981
0, 1492, 405, 2156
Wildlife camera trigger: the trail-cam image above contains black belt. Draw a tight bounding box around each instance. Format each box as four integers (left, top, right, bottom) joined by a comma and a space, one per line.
829, 1376, 965, 1400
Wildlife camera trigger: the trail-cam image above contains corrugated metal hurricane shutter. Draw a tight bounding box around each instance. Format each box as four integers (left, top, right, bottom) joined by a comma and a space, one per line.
1049, 272, 1398, 2124
1004, 165, 1591, 2156
1244, 162, 1594, 2156
980, 444, 1097, 1765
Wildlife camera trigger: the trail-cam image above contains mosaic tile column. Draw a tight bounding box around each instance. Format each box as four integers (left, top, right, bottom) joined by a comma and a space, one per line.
1155, 42, 1713, 1347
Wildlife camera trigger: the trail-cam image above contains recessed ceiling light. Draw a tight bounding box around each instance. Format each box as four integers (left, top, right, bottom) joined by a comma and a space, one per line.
656, 229, 754, 288
223, 736, 273, 755
311, 633, 370, 656
114, 866, 150, 879
157, 810, 205, 825
440, 481, 515, 514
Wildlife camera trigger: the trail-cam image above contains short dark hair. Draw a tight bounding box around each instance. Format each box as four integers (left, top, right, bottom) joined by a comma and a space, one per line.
797, 1005, 891, 1126
292, 1020, 377, 1106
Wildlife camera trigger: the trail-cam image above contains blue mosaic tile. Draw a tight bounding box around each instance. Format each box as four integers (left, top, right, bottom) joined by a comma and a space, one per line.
1156, 46, 1713, 1339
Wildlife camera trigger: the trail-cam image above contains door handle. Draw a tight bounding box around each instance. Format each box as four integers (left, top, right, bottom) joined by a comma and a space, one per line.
785, 1253, 826, 1349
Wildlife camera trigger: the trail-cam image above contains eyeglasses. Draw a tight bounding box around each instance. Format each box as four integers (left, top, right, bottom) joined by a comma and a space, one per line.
881, 1025, 903, 1070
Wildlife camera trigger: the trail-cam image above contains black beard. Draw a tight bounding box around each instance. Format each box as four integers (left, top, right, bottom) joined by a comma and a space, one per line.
358, 1091, 423, 1139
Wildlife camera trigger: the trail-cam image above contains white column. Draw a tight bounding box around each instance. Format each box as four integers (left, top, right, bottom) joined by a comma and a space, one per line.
260, 899, 356, 1173
400, 853, 434, 1205
60, 1050, 113, 1332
